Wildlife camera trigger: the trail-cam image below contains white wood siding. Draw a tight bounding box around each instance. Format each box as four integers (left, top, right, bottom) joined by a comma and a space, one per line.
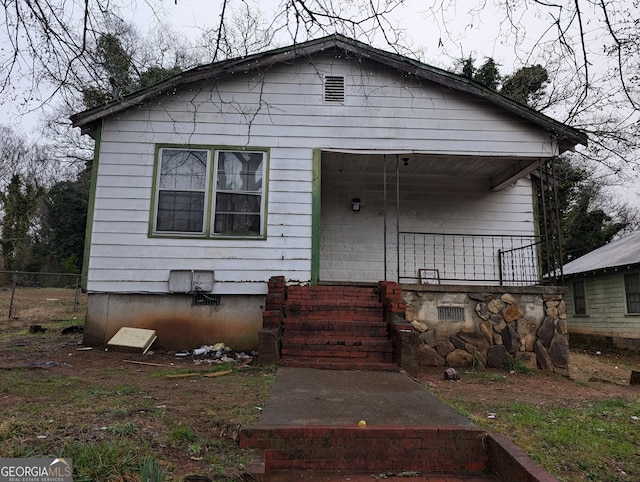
88, 55, 556, 294
319, 169, 536, 283
567, 272, 640, 338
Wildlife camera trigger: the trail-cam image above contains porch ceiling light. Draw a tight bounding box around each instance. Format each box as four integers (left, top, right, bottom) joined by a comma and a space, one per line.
352, 198, 361, 212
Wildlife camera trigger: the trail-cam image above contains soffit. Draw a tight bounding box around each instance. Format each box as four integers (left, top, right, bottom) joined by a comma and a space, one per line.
321, 151, 542, 190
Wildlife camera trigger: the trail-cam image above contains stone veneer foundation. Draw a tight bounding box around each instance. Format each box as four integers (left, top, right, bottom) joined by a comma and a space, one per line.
401, 284, 569, 374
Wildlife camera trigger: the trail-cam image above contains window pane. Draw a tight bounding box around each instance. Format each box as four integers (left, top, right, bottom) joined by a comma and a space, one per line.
214, 213, 261, 235
215, 193, 261, 213
217, 151, 263, 192
625, 273, 640, 313
572, 280, 586, 315
160, 149, 207, 190
157, 191, 205, 232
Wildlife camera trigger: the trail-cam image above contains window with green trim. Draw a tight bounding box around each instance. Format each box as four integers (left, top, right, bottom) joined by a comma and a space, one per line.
153, 147, 266, 237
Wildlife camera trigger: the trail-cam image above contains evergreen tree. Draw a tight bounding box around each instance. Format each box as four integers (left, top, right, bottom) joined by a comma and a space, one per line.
473, 58, 501, 91
82, 32, 184, 109
501, 65, 548, 106
40, 168, 90, 273
0, 174, 44, 271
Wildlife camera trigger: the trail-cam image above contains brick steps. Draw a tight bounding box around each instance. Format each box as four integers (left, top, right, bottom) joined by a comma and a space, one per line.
241, 426, 491, 474
279, 358, 399, 371
262, 470, 500, 481
283, 328, 389, 339
284, 318, 388, 340
281, 349, 393, 361
282, 337, 392, 347
241, 426, 555, 481
287, 285, 381, 300
278, 285, 395, 370
282, 342, 393, 359
285, 308, 384, 322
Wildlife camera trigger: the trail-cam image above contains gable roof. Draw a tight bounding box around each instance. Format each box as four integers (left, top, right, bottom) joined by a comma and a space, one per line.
563, 231, 640, 276
71, 33, 587, 149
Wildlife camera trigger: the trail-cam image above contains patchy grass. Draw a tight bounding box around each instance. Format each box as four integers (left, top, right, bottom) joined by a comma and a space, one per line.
0, 287, 87, 324
0, 364, 275, 480
0, 326, 275, 481
443, 385, 640, 481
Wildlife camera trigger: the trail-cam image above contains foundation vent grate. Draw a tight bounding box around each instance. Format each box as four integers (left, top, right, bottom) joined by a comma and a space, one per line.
437, 306, 465, 321
192, 293, 221, 306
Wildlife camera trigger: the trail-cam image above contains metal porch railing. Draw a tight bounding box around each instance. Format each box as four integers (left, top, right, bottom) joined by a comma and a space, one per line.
398, 232, 542, 286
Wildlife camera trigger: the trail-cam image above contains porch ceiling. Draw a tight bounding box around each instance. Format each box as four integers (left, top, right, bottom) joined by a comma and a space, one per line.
321, 151, 542, 191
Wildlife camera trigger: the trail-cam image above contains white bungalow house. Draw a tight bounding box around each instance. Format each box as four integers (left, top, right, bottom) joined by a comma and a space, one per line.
71, 34, 587, 354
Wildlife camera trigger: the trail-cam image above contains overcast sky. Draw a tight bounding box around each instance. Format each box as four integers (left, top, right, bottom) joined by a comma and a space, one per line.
0, 1, 591, 133
1, 0, 638, 205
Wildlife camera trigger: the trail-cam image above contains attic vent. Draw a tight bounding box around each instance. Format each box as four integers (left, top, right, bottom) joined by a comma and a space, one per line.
324, 75, 345, 103
438, 306, 465, 321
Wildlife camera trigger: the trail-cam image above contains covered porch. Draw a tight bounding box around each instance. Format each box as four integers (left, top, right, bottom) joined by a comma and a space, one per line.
316, 150, 562, 287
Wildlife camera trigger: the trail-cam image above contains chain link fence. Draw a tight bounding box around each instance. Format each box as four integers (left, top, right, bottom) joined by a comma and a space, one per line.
0, 271, 86, 322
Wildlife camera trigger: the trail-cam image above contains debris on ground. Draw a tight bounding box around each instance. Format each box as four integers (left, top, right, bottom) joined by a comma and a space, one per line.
444, 367, 460, 381
175, 343, 257, 365
62, 325, 83, 335
204, 369, 232, 378
166, 373, 201, 379
123, 359, 174, 367
165, 369, 233, 380
107, 327, 157, 355
372, 471, 421, 479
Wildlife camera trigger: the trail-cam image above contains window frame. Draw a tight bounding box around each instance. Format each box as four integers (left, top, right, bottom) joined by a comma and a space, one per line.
624, 272, 640, 314
151, 145, 269, 239
572, 279, 588, 315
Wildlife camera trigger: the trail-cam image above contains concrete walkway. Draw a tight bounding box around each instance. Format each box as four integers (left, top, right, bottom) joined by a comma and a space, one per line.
242, 367, 559, 481
254, 367, 474, 428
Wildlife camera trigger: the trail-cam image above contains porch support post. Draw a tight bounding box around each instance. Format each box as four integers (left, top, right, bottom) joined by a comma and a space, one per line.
383, 155, 388, 281
383, 154, 402, 283
396, 155, 400, 283
311, 149, 322, 285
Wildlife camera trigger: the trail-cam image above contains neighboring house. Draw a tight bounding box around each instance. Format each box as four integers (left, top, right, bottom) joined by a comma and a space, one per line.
71, 34, 587, 352
564, 231, 640, 350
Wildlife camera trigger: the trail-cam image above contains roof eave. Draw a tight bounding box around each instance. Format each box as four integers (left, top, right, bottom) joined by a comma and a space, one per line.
565, 263, 640, 278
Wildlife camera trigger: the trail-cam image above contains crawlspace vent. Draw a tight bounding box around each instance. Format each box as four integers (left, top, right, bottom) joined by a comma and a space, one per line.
437, 306, 465, 321
192, 293, 221, 306
324, 75, 345, 103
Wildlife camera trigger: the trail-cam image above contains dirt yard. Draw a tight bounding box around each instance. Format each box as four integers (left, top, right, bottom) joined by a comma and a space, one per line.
420, 348, 640, 409
0, 320, 274, 480
1, 318, 640, 480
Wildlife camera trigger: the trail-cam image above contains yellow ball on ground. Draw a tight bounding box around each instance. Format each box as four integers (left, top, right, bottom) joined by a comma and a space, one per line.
358, 420, 366, 427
